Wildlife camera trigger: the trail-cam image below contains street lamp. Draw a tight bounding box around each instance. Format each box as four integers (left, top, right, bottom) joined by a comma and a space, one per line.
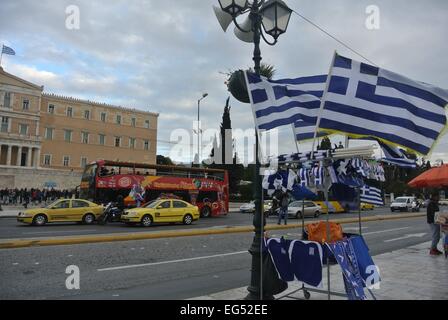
197, 93, 208, 166
215, 0, 292, 300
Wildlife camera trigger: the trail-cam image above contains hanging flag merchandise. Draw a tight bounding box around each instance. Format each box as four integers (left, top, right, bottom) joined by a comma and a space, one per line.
293, 119, 328, 142
317, 52, 448, 156
360, 185, 384, 206
244, 72, 327, 131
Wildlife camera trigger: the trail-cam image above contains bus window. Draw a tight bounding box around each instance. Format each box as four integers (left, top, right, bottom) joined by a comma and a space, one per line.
197, 191, 218, 203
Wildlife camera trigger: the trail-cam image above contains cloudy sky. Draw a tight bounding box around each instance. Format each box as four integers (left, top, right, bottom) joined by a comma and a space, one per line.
1, 0, 447, 164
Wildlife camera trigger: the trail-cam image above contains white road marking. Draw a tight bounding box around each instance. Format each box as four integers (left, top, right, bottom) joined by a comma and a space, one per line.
34, 262, 40, 265
112, 294, 120, 297
140, 247, 144, 250
12, 263, 19, 265
22, 229, 97, 235
363, 227, 411, 236
97, 251, 248, 272
67, 255, 73, 257
384, 233, 426, 242
344, 227, 368, 231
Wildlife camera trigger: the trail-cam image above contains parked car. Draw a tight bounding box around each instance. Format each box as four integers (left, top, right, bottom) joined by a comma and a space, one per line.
390, 196, 419, 212
240, 200, 273, 214
271, 200, 321, 219
121, 199, 199, 227
361, 202, 375, 210
17, 199, 104, 226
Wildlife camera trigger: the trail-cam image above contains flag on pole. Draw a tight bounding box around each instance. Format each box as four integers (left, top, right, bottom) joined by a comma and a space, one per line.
2, 45, 16, 56
244, 71, 327, 131
293, 119, 328, 142
378, 140, 416, 168
360, 185, 384, 206
317, 53, 448, 155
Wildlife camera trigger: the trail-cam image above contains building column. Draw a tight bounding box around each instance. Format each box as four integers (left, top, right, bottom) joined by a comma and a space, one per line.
34, 148, 41, 168
0, 144, 2, 164
6, 145, 12, 166
26, 147, 32, 167
16, 146, 23, 166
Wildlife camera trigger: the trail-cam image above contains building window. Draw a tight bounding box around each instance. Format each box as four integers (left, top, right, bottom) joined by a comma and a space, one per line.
63, 156, 70, 167
80, 157, 87, 168
43, 154, 51, 166
48, 104, 55, 114
145, 120, 150, 129
129, 138, 135, 149
45, 127, 53, 140
4, 92, 11, 108
115, 137, 121, 147
64, 130, 72, 142
84, 110, 90, 120
22, 99, 30, 110
100, 112, 107, 122
67, 107, 73, 117
1, 117, 9, 133
116, 115, 122, 125
144, 140, 149, 151
81, 131, 89, 144
19, 124, 28, 135
99, 134, 106, 146
131, 118, 136, 127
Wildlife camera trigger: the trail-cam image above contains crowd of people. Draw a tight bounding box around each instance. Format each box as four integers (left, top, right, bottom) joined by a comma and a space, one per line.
0, 188, 79, 208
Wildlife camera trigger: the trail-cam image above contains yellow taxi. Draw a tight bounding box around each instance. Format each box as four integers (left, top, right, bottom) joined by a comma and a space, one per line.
17, 199, 104, 226
121, 199, 199, 227
361, 202, 375, 210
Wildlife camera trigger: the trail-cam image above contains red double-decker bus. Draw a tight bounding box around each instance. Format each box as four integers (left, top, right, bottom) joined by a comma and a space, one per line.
79, 160, 229, 217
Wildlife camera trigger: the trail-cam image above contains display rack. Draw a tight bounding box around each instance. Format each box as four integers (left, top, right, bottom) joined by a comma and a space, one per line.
266, 146, 378, 300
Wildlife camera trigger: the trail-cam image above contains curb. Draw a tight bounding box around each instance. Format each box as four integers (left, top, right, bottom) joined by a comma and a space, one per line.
0, 212, 425, 249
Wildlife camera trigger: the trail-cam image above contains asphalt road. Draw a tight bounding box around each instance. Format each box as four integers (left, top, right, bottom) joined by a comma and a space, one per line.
0, 215, 432, 300
0, 206, 420, 239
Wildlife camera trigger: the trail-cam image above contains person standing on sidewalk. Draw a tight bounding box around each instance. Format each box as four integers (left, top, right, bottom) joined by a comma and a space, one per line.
277, 191, 289, 225
427, 194, 442, 255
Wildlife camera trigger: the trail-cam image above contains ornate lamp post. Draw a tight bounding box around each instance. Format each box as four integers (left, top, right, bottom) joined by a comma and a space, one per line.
215, 0, 292, 300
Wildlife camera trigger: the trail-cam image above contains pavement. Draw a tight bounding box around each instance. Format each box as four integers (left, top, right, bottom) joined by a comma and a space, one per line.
188, 241, 448, 300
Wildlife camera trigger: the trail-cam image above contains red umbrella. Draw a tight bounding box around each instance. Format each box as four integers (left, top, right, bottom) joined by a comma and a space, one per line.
408, 164, 448, 188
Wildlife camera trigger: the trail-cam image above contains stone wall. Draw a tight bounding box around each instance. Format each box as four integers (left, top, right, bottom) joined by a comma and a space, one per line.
0, 167, 82, 189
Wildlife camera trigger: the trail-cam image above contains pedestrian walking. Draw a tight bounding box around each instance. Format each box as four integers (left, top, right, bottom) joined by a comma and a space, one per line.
277, 191, 289, 225
427, 194, 442, 255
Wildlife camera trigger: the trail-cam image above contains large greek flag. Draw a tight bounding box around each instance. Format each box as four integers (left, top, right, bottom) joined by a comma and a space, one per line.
360, 185, 383, 206
244, 72, 327, 131
318, 53, 448, 155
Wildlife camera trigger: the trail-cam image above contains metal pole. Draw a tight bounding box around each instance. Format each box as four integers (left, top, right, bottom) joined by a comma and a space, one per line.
246, 0, 271, 300
197, 98, 200, 167
358, 187, 362, 236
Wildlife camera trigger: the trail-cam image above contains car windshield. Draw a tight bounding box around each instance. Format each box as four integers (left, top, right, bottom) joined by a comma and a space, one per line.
45, 200, 63, 208
145, 201, 160, 208
394, 198, 408, 203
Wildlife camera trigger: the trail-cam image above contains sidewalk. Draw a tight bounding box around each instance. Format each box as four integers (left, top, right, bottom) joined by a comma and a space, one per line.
188, 241, 448, 300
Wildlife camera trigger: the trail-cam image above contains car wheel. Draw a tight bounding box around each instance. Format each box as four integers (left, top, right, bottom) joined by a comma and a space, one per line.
32, 214, 47, 226
141, 215, 153, 227
183, 214, 193, 225
200, 206, 211, 218
295, 211, 302, 219
390, 208, 394, 212
82, 213, 95, 225
314, 211, 320, 218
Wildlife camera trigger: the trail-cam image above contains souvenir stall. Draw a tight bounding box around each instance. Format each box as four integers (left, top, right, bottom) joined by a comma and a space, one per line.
262, 146, 384, 300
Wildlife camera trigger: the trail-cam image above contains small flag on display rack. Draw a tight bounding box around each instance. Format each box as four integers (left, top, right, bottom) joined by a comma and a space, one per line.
316, 52, 448, 156
360, 185, 384, 206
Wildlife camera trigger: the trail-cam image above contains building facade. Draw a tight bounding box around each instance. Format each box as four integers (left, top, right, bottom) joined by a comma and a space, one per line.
0, 67, 158, 189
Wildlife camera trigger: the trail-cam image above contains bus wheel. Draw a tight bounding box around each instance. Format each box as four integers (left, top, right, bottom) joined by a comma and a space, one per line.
183, 214, 193, 225
200, 206, 211, 218
141, 215, 153, 227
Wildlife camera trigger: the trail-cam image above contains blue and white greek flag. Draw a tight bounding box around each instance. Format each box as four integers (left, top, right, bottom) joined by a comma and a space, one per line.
2, 45, 15, 55
244, 72, 327, 131
293, 119, 328, 142
318, 53, 448, 155
379, 141, 417, 168
360, 185, 384, 206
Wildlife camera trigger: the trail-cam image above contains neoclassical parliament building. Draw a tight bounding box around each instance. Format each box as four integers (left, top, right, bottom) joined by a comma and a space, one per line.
0, 66, 158, 189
